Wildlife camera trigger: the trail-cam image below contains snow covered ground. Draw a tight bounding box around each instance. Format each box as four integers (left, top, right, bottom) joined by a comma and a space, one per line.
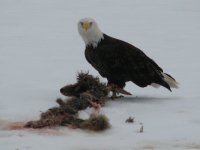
1, 0, 200, 149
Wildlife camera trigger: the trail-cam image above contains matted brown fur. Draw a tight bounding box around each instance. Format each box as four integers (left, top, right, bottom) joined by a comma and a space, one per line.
24, 73, 110, 131
60, 72, 108, 99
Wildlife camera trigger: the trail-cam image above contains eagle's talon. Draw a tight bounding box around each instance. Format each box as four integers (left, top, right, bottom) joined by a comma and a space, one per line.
107, 84, 131, 99
110, 95, 124, 100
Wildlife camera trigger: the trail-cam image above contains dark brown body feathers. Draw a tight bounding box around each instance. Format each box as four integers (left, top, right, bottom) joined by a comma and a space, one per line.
85, 34, 171, 91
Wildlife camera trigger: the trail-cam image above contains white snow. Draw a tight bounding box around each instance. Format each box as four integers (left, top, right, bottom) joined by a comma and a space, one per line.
1, 0, 200, 149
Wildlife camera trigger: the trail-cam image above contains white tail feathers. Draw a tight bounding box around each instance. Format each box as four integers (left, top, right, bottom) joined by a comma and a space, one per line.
162, 73, 179, 89
151, 83, 161, 88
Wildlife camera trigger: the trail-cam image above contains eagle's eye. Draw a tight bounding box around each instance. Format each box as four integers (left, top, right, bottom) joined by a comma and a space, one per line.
89, 22, 93, 26
80, 22, 84, 26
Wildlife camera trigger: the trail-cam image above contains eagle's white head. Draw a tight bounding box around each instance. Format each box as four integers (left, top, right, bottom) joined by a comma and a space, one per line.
78, 18, 104, 48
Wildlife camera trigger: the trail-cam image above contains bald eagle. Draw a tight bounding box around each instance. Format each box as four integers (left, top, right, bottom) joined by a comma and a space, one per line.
78, 18, 178, 95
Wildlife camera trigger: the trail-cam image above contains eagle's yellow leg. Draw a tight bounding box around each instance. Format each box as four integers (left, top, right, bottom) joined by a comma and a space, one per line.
107, 84, 131, 99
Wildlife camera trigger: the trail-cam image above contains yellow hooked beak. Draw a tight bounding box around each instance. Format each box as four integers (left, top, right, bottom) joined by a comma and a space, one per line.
82, 22, 92, 31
